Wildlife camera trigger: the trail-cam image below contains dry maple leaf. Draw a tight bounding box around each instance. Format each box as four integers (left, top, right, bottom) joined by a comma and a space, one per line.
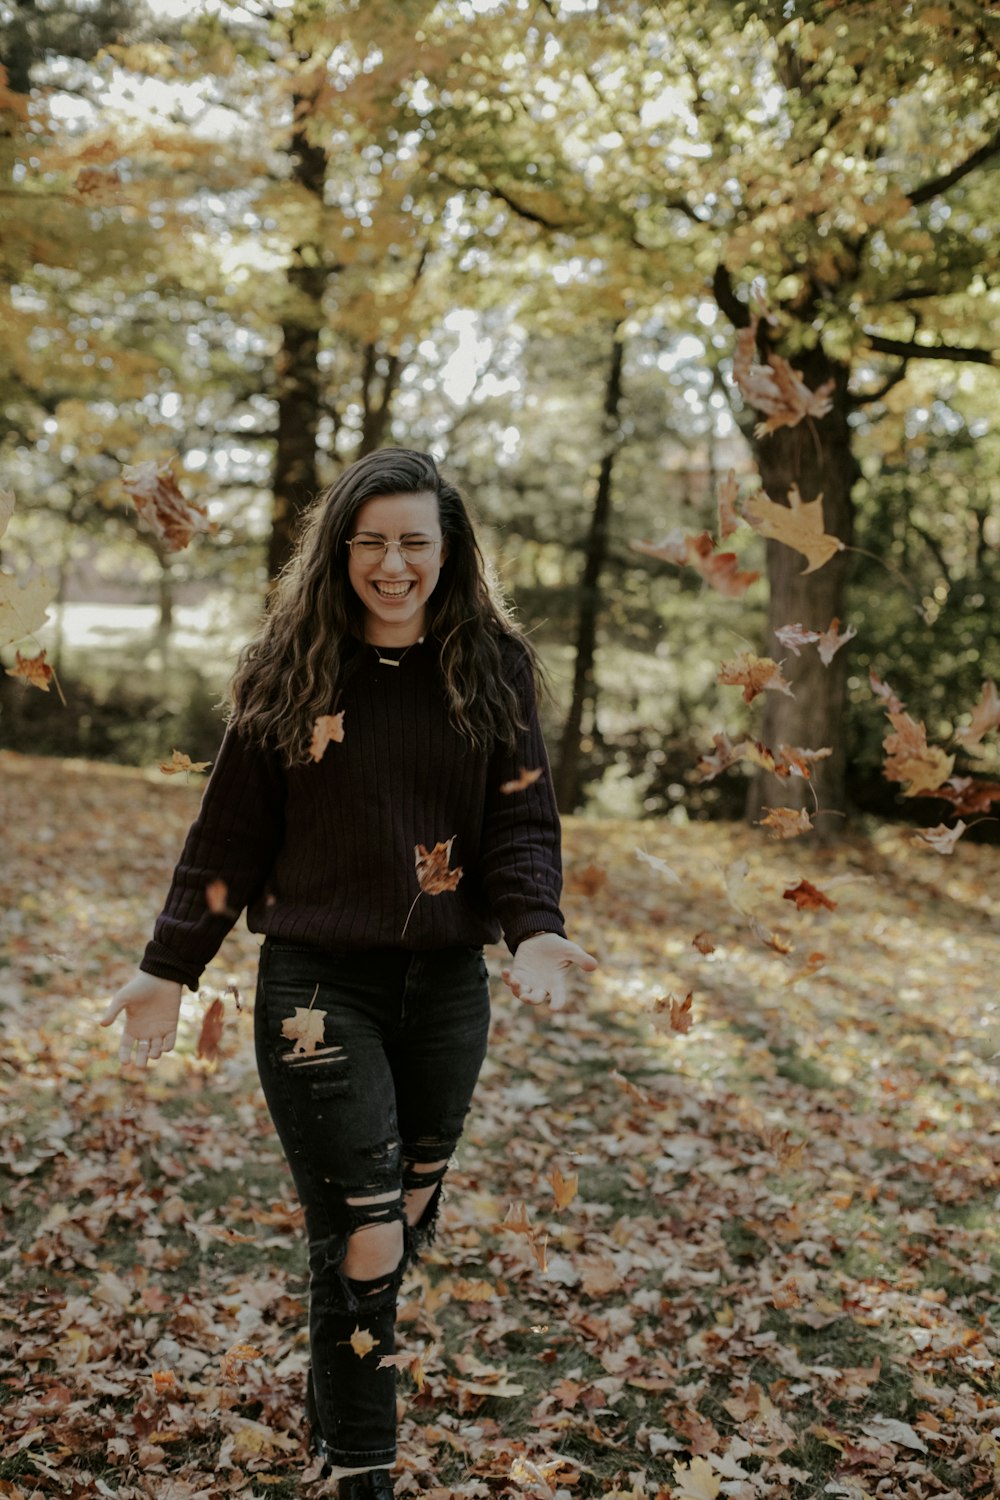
449, 1277, 497, 1302
760, 1126, 807, 1168
205, 878, 235, 916
503, 1199, 535, 1235
748, 915, 794, 954
717, 468, 741, 540
954, 680, 1000, 751
5, 648, 53, 692
775, 743, 833, 778
758, 806, 814, 839
652, 991, 694, 1034
547, 1168, 579, 1210
309, 712, 345, 762
499, 765, 543, 794
717, 651, 794, 704
280, 984, 326, 1055
816, 617, 857, 664
631, 528, 758, 597
934, 776, 1000, 814
771, 1277, 803, 1309
415, 837, 463, 894
883, 712, 955, 796
565, 860, 608, 897
0, 569, 56, 647
122, 459, 216, 552
672, 1454, 722, 1500
196, 997, 225, 1064
220, 1343, 263, 1381
742, 483, 844, 573
913, 821, 968, 854
634, 847, 681, 883
692, 931, 716, 954
733, 318, 835, 439
348, 1326, 379, 1357
159, 749, 211, 775
783, 879, 837, 911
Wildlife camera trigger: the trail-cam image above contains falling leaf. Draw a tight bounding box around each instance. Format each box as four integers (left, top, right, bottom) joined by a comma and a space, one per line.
785, 951, 827, 984
816, 617, 857, 664
652, 991, 694, 1034
566, 861, 608, 896
774, 622, 821, 656
913, 821, 967, 854
717, 652, 794, 704
717, 468, 741, 540
934, 777, 1000, 814
220, 1342, 263, 1381
122, 459, 216, 552
348, 1326, 379, 1357
309, 712, 346, 762
547, 1168, 579, 1210
159, 749, 212, 775
280, 985, 326, 1055
783, 879, 837, 911
748, 916, 795, 954
500, 765, 543, 794
883, 712, 955, 796
634, 847, 681, 882
954, 680, 1000, 751
692, 931, 716, 953
0, 569, 56, 647
205, 879, 234, 916
672, 1454, 722, 1499
631, 528, 759, 597
196, 997, 225, 1064
742, 483, 844, 573
503, 1199, 535, 1235
5, 648, 54, 692
724, 858, 758, 916
733, 317, 836, 438
870, 670, 906, 713
758, 807, 814, 839
415, 836, 463, 894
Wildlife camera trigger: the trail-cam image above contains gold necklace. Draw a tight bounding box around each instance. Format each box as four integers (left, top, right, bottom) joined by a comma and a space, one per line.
371, 634, 424, 667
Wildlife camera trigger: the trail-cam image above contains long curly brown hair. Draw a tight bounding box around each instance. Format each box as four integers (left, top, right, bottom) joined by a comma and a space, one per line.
228, 448, 537, 767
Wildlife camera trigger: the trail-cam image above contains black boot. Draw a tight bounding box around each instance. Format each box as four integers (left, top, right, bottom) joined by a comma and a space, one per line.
337, 1472, 394, 1499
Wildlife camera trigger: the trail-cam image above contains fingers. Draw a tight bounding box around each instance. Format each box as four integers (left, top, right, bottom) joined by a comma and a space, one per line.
117, 1031, 176, 1068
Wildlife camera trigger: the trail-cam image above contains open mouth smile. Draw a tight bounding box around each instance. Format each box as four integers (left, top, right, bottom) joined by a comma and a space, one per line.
372, 581, 416, 599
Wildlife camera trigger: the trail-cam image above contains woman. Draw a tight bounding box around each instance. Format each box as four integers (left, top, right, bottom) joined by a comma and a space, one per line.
102, 447, 597, 1497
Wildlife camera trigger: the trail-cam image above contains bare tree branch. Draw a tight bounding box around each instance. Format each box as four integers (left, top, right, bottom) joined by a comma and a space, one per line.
863, 332, 997, 365
907, 129, 1000, 206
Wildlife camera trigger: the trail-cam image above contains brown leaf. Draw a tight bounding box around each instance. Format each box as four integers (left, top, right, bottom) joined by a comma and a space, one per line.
757, 806, 814, 839
782, 879, 837, 911
692, 931, 716, 954
954, 680, 1000, 751
5, 648, 54, 692
652, 991, 694, 1034
934, 777, 1000, 814
566, 861, 608, 897
415, 836, 463, 894
742, 483, 844, 573
883, 712, 954, 796
122, 459, 216, 552
499, 765, 543, 794
196, 997, 225, 1063
912, 821, 968, 854
159, 749, 211, 775
547, 1168, 579, 1210
717, 651, 794, 704
309, 712, 346, 762
220, 1342, 263, 1381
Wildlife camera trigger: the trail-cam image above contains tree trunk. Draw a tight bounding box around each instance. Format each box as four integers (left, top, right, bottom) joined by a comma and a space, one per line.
267, 110, 330, 581
554, 326, 624, 812
743, 351, 859, 833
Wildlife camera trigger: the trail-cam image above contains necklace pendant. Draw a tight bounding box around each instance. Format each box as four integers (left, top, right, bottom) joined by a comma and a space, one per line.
376, 653, 401, 666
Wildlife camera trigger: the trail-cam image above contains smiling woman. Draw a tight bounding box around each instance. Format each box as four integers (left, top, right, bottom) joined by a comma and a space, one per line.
101, 446, 598, 1497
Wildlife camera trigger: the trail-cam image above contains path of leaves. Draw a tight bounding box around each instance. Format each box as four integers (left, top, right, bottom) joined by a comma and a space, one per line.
1, 751, 999, 1500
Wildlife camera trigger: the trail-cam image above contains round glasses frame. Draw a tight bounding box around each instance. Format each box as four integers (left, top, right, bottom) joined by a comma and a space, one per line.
346, 537, 442, 564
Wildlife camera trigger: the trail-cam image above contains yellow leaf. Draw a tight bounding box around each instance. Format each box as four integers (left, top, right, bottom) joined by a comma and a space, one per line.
280, 999, 326, 1056
547, 1167, 578, 1210
0, 570, 56, 647
672, 1455, 722, 1499
159, 749, 211, 775
349, 1326, 379, 1357
743, 483, 844, 573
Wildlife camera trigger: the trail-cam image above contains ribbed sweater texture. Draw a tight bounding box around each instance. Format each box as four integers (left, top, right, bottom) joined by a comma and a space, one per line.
140, 635, 566, 991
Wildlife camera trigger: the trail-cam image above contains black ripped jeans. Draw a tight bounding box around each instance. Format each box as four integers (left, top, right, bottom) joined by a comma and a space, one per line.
254, 940, 491, 1469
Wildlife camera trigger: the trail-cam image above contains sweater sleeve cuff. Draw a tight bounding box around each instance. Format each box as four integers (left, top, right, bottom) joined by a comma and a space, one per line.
504, 912, 567, 955
140, 941, 203, 993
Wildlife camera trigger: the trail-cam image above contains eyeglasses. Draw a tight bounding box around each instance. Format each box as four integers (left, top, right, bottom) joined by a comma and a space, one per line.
347, 535, 442, 563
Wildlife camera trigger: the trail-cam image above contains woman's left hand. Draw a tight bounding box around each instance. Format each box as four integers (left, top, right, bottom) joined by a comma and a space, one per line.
502, 933, 598, 1011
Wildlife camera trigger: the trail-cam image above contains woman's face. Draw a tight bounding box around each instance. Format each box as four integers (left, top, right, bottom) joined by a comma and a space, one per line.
347, 490, 447, 646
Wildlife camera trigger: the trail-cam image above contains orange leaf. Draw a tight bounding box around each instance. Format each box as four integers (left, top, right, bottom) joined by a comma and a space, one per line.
122, 459, 216, 552
348, 1326, 379, 1357
5, 648, 54, 692
653, 991, 694, 1033
717, 651, 794, 704
415, 836, 462, 894
757, 806, 814, 839
547, 1168, 579, 1210
782, 879, 837, 911
449, 1278, 497, 1302
883, 712, 954, 796
220, 1343, 263, 1381
499, 765, 543, 794
159, 749, 211, 775
743, 483, 844, 573
196, 997, 225, 1063
309, 712, 345, 762
954, 680, 1000, 751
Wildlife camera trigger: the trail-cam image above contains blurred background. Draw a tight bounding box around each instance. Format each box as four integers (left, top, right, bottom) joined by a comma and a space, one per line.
1, 0, 997, 826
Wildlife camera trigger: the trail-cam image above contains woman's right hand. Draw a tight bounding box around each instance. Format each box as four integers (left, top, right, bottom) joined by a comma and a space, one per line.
101, 974, 183, 1068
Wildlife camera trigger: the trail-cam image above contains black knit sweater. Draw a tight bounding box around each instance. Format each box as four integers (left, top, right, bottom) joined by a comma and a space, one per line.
140, 635, 566, 991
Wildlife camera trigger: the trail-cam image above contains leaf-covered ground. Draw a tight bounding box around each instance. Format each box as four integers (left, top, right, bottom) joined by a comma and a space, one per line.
1, 750, 999, 1500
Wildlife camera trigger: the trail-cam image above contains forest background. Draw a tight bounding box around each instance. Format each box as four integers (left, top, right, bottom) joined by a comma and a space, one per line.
2, 0, 997, 831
